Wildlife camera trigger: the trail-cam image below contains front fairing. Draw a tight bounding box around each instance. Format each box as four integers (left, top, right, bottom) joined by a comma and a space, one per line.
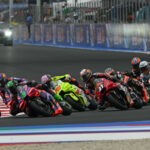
55, 81, 88, 106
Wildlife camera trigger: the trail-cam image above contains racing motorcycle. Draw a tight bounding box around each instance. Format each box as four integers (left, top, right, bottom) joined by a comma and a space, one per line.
123, 75, 143, 109
123, 73, 145, 107
54, 80, 97, 111
95, 78, 130, 110
18, 85, 59, 117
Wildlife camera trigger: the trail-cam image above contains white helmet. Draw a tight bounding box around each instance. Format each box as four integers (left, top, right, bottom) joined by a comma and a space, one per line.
139, 61, 149, 73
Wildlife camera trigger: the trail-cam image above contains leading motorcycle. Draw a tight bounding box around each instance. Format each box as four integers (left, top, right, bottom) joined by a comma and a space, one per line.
95, 78, 130, 110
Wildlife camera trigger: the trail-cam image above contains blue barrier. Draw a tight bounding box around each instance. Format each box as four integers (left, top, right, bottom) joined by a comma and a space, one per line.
73, 24, 91, 47
14, 24, 150, 52
93, 24, 107, 48
107, 24, 125, 49
55, 24, 71, 45
43, 24, 53, 44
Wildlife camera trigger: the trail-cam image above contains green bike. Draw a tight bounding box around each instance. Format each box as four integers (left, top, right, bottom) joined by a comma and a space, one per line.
53, 80, 97, 111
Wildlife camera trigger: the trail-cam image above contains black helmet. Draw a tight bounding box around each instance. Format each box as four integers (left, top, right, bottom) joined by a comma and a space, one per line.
80, 69, 92, 82
139, 61, 149, 73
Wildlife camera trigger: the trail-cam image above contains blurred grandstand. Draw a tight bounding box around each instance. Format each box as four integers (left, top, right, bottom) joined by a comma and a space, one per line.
60, 0, 150, 24
0, 0, 28, 23
28, 0, 150, 24
0, 0, 150, 24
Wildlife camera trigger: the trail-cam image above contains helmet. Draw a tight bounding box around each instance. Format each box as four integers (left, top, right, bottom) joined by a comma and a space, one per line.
131, 57, 141, 70
105, 67, 115, 75
41, 74, 51, 84
0, 73, 6, 84
139, 61, 149, 73
80, 69, 92, 82
6, 80, 18, 93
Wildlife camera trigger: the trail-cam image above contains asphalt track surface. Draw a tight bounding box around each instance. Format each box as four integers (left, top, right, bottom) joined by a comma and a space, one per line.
0, 45, 150, 127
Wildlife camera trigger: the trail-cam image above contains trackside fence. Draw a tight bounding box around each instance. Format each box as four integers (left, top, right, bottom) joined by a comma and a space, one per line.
13, 24, 150, 51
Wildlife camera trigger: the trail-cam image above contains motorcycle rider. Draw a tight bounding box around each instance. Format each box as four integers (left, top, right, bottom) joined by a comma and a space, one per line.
0, 73, 6, 116
6, 80, 63, 116
6, 80, 22, 115
139, 61, 150, 85
121, 58, 149, 104
0, 74, 37, 116
52, 74, 84, 91
80, 68, 120, 109
37, 74, 85, 100
36, 74, 64, 102
80, 68, 119, 94
37, 74, 84, 92
0, 73, 7, 104
0, 74, 37, 105
139, 61, 150, 103
104, 67, 124, 83
130, 57, 141, 79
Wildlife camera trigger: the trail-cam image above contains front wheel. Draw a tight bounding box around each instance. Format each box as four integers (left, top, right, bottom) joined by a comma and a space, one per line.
65, 95, 85, 111
28, 98, 52, 117
107, 93, 128, 110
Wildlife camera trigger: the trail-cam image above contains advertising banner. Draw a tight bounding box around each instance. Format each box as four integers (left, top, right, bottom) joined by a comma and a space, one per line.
93, 24, 107, 47
34, 24, 42, 43
73, 24, 91, 47
107, 24, 125, 49
21, 25, 29, 42
124, 24, 145, 50
13, 25, 20, 42
43, 24, 53, 44
55, 24, 71, 45
145, 24, 150, 51
14, 23, 147, 51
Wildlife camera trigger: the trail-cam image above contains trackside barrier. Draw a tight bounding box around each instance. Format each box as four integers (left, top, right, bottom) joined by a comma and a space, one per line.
13, 24, 150, 51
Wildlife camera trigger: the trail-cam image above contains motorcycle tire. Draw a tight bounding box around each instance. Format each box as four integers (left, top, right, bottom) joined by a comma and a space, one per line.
25, 107, 38, 117
59, 101, 72, 116
65, 95, 85, 111
132, 94, 143, 109
29, 98, 52, 117
107, 93, 128, 110
86, 95, 98, 110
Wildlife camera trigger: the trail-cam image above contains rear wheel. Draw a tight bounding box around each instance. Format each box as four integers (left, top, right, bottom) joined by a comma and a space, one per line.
131, 92, 143, 109
29, 98, 52, 117
65, 95, 85, 111
107, 92, 128, 110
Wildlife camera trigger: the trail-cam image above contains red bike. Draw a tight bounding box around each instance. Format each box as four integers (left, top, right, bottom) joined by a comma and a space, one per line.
95, 78, 130, 110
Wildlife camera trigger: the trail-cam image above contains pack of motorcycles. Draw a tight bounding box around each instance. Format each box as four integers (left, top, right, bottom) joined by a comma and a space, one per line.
0, 72, 150, 118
